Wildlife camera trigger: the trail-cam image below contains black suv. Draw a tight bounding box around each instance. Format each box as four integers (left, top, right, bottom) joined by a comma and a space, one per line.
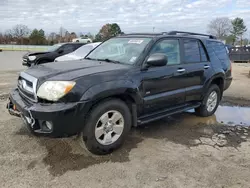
22, 42, 85, 67
7, 31, 232, 155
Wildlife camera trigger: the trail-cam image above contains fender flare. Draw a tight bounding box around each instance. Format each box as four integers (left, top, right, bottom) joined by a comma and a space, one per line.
80, 80, 142, 104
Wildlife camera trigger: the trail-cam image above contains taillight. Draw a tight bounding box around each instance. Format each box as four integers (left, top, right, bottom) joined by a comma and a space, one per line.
230, 61, 232, 72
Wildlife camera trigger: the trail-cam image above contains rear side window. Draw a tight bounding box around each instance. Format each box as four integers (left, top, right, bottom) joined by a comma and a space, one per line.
207, 41, 228, 61
183, 39, 200, 63
199, 42, 208, 62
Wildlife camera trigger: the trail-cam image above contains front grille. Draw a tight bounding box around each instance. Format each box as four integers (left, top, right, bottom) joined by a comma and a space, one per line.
17, 72, 38, 102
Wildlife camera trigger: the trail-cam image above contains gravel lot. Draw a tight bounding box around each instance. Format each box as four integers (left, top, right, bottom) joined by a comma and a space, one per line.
0, 52, 250, 188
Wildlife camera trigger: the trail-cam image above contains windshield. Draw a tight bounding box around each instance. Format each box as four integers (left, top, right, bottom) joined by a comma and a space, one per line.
47, 44, 62, 52
86, 37, 151, 64
73, 45, 95, 57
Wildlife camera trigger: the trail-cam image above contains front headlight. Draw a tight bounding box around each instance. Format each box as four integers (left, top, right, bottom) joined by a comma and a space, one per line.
28, 56, 36, 61
37, 81, 76, 101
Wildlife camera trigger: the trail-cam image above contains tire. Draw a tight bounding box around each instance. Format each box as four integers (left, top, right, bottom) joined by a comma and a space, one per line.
76, 40, 79, 42
87, 41, 91, 43
195, 84, 221, 117
80, 99, 132, 155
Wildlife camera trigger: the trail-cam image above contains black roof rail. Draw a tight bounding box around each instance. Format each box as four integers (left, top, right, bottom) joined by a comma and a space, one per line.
122, 33, 162, 36
167, 31, 217, 39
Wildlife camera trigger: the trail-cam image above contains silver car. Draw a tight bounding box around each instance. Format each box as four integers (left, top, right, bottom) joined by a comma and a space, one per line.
55, 42, 101, 62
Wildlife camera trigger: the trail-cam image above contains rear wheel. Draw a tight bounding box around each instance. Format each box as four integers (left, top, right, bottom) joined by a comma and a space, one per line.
80, 99, 132, 155
195, 84, 221, 117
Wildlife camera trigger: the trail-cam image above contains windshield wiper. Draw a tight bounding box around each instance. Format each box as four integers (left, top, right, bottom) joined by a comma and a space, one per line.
85, 57, 95, 60
97, 58, 120, 64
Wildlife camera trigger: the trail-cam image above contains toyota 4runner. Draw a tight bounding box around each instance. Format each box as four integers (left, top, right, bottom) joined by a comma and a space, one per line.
7, 31, 232, 155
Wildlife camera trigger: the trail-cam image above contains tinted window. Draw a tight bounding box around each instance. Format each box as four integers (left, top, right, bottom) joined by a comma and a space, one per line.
62, 44, 75, 52
150, 39, 180, 65
207, 41, 228, 61
199, 41, 208, 62
184, 39, 200, 63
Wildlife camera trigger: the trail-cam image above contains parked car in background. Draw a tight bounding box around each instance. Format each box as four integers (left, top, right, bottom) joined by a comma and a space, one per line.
55, 42, 101, 62
8, 31, 232, 155
22, 43, 85, 67
72, 37, 92, 43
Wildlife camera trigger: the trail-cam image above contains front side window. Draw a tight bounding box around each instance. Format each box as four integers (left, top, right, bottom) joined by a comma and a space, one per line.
62, 45, 75, 52
150, 39, 180, 65
87, 37, 152, 65
184, 39, 200, 63
47, 44, 63, 52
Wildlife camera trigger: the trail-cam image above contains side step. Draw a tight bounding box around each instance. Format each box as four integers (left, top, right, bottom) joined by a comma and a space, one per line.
138, 103, 201, 125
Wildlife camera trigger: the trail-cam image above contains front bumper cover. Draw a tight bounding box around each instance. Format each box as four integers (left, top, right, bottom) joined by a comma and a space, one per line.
7, 89, 87, 137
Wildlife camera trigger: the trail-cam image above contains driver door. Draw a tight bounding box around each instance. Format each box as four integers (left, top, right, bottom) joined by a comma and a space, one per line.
141, 38, 187, 113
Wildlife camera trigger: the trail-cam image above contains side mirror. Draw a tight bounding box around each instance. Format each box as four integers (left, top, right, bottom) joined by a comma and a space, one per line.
146, 53, 168, 67
58, 49, 64, 54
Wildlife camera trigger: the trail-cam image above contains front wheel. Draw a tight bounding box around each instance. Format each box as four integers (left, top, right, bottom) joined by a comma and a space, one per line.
195, 84, 221, 117
80, 99, 132, 155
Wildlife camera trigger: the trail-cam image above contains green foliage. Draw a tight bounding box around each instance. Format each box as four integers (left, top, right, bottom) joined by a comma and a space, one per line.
29, 29, 46, 45
230, 17, 247, 45
96, 23, 122, 41
225, 35, 235, 45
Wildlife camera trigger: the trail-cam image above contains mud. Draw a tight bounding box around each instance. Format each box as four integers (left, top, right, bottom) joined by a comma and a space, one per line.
14, 105, 250, 177
26, 136, 142, 176
221, 96, 250, 107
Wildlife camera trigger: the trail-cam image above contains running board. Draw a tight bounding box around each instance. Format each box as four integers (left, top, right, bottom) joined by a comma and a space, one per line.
138, 103, 201, 125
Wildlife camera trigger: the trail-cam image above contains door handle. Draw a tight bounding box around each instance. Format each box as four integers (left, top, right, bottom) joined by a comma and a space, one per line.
204, 65, 210, 69
177, 68, 186, 73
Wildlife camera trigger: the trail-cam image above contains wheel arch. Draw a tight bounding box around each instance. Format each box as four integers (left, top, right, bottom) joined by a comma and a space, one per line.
80, 80, 141, 127
203, 73, 225, 100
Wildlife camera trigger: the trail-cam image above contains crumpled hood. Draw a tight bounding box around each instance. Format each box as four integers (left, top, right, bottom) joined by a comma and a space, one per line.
24, 59, 130, 82
23, 51, 49, 57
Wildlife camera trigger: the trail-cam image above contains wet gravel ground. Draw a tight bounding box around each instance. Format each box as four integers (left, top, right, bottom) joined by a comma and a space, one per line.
0, 52, 250, 188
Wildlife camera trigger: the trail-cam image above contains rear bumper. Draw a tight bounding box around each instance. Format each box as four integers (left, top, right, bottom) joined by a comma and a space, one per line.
224, 76, 233, 91
7, 89, 87, 137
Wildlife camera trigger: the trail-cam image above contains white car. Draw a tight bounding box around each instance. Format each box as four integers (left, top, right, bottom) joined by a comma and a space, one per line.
54, 42, 101, 62
72, 37, 92, 43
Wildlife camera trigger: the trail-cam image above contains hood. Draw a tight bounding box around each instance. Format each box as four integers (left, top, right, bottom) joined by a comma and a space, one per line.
24, 59, 130, 82
55, 53, 81, 62
23, 51, 49, 57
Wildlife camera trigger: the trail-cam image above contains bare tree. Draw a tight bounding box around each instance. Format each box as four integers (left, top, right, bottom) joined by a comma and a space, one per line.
4, 29, 13, 44
207, 17, 232, 39
11, 24, 30, 44
59, 27, 67, 42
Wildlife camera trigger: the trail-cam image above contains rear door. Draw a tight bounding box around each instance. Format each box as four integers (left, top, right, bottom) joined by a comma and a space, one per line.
180, 39, 211, 102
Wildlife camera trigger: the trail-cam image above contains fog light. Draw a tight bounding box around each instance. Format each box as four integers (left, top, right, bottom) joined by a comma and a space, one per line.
44, 121, 53, 131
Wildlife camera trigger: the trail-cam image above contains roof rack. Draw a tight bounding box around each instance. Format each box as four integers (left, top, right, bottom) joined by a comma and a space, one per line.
167, 31, 217, 39
122, 33, 162, 36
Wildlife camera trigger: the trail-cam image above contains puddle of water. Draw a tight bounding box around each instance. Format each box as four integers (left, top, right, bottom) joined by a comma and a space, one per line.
187, 105, 250, 126
215, 106, 250, 126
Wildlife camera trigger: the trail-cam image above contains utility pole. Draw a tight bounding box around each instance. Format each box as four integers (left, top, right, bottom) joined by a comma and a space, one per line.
153, 27, 155, 33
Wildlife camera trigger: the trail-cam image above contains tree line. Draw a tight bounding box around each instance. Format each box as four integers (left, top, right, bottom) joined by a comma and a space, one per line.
207, 17, 248, 46
1, 18, 248, 46
0, 23, 123, 45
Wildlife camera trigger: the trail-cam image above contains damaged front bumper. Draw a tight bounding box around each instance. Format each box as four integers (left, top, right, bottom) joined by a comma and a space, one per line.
7, 89, 87, 137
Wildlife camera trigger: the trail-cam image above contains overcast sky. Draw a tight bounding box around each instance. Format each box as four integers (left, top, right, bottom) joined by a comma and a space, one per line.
0, 0, 250, 36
